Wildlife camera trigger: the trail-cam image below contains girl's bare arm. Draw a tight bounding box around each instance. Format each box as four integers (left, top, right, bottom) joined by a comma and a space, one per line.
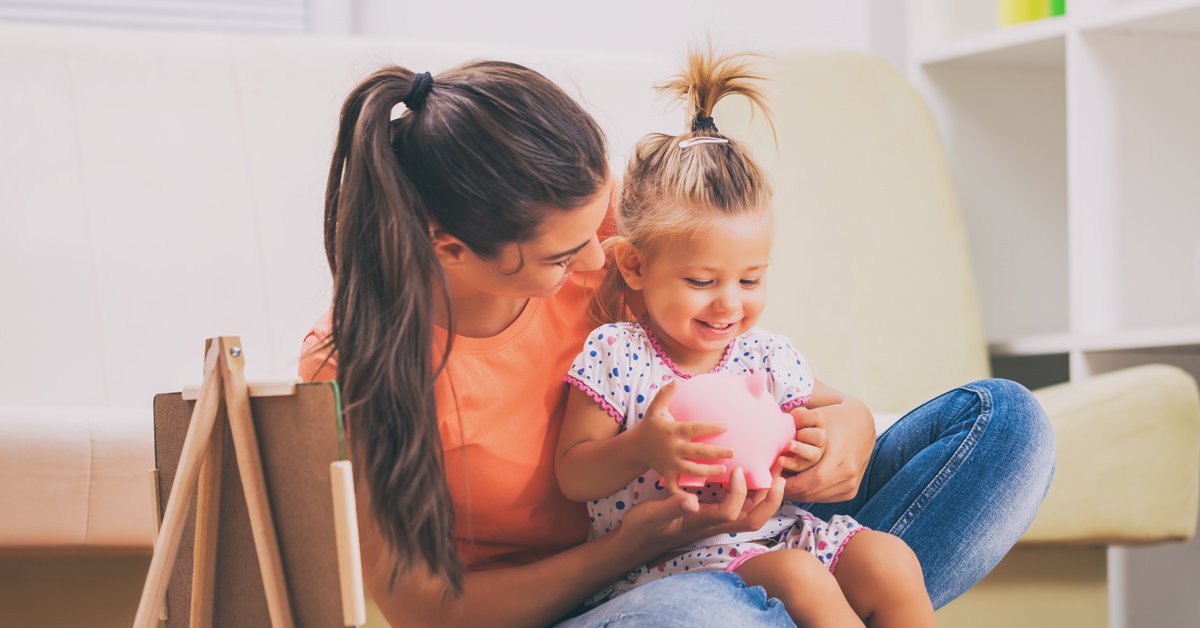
554, 386, 654, 501
555, 384, 731, 501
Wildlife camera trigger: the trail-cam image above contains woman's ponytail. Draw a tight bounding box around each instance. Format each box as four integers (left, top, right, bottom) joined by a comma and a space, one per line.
326, 67, 462, 592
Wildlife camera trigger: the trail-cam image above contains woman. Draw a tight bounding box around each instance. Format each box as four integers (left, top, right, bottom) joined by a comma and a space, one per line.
301, 60, 1055, 626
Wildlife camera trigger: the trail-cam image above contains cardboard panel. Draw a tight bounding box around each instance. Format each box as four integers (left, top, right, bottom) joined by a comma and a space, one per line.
153, 382, 345, 626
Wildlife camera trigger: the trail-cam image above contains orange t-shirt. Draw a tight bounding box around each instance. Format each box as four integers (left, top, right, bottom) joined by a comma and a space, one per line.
299, 273, 599, 570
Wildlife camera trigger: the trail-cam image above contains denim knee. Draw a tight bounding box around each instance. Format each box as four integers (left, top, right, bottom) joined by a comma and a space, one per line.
959, 378, 1056, 487
569, 572, 793, 627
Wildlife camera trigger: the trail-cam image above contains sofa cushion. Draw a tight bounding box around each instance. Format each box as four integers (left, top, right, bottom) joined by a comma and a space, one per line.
1022, 364, 1200, 545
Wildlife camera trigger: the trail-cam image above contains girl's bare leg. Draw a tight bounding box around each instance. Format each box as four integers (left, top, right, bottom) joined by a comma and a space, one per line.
833, 530, 936, 627
737, 548, 863, 627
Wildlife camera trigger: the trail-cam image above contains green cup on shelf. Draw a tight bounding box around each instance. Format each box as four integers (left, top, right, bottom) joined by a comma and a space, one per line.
1051, 0, 1067, 16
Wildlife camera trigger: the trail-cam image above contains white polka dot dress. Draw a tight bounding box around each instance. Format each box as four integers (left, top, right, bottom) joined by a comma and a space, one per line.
563, 321, 866, 604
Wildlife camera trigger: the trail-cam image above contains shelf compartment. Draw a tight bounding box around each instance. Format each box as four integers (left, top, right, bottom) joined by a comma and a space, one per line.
918, 64, 1069, 343
1080, 0, 1200, 36
917, 17, 1068, 68
1070, 30, 1200, 336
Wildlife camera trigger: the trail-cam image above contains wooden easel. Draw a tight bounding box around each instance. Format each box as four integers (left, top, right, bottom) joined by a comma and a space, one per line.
134, 337, 366, 627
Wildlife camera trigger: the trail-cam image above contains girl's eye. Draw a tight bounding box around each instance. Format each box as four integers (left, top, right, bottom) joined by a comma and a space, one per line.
686, 278, 713, 287
553, 256, 576, 268
741, 278, 762, 287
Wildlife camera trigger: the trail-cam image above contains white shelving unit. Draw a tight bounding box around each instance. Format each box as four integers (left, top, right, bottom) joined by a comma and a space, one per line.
908, 1, 1200, 626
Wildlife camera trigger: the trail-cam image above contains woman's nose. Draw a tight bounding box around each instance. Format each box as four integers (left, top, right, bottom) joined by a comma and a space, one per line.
576, 234, 605, 272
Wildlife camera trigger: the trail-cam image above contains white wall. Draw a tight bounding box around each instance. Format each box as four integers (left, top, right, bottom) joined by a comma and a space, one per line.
0, 1, 899, 64
351, 0, 875, 57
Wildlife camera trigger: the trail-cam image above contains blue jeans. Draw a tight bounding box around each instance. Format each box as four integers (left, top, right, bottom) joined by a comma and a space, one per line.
556, 379, 1056, 627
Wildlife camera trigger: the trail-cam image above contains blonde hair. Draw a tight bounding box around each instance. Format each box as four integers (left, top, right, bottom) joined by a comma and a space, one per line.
590, 47, 775, 324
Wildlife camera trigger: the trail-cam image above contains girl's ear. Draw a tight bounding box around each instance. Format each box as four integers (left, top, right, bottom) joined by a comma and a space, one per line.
429, 225, 469, 266
612, 238, 646, 291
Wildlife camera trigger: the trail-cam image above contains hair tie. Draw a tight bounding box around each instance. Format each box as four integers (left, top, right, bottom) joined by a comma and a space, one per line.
405, 71, 433, 111
692, 115, 718, 132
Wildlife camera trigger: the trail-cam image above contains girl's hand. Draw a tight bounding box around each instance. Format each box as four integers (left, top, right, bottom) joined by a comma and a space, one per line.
615, 468, 786, 557
632, 381, 733, 493
778, 407, 828, 474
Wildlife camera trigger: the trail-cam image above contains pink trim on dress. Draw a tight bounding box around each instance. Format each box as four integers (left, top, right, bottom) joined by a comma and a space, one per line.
725, 546, 772, 573
828, 526, 868, 574
780, 396, 813, 413
563, 375, 625, 425
638, 318, 736, 379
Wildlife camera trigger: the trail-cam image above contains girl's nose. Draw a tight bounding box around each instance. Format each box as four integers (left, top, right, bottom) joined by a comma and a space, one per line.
575, 233, 605, 272
712, 287, 738, 313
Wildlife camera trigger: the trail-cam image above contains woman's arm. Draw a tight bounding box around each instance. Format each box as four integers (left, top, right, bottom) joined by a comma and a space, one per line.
782, 378, 876, 503
367, 468, 787, 627
361, 505, 647, 627
555, 383, 731, 500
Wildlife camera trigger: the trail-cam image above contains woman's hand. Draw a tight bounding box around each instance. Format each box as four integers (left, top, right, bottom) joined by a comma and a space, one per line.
778, 407, 828, 474
631, 381, 733, 493
614, 467, 786, 557
782, 386, 875, 504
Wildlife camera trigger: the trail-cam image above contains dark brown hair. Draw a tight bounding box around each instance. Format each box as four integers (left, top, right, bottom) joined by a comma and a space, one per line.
322, 62, 607, 594
589, 48, 774, 324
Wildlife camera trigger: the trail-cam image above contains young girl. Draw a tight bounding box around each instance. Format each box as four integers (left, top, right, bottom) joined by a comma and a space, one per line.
555, 50, 937, 626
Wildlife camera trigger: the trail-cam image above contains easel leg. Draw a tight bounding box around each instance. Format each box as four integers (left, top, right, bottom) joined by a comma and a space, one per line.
219, 338, 296, 628
330, 460, 367, 627
189, 406, 226, 628
133, 342, 224, 628
148, 469, 168, 622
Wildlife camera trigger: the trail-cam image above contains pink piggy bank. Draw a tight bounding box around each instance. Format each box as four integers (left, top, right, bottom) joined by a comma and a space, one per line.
668, 371, 794, 490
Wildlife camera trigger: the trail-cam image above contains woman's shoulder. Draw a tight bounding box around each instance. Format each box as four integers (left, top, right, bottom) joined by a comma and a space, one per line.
299, 310, 336, 381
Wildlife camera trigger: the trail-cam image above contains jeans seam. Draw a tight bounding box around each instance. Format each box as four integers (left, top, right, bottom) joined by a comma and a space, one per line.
889, 382, 994, 537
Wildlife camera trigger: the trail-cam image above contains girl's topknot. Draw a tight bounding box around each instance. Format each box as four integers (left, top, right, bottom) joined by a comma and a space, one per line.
657, 47, 774, 138
623, 46, 773, 216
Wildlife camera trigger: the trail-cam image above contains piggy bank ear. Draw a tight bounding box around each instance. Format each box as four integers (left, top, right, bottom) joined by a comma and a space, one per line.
745, 371, 769, 398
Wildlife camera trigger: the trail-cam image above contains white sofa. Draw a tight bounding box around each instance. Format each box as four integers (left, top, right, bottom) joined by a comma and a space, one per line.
0, 19, 681, 549
2, 20, 1197, 628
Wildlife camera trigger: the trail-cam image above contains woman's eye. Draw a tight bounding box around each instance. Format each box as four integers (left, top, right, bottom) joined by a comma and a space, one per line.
741, 278, 762, 287
553, 256, 576, 268
686, 278, 713, 287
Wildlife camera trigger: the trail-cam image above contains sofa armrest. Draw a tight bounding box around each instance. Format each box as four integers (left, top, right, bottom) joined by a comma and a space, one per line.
1019, 364, 1200, 546
0, 407, 153, 550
